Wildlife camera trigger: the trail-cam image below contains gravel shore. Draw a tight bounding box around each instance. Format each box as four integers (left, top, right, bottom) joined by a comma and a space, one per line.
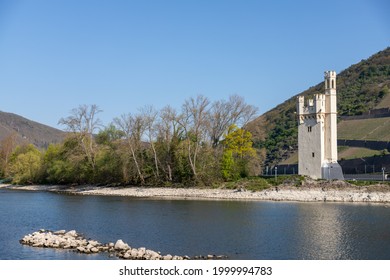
2, 181, 390, 203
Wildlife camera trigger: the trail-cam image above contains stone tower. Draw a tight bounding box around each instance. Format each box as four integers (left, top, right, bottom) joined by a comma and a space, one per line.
297, 71, 344, 180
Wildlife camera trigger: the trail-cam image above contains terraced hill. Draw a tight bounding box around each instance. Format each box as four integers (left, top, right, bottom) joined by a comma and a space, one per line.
338, 117, 390, 141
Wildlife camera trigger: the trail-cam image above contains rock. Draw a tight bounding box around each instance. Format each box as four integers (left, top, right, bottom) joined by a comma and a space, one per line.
137, 249, 145, 259
21, 229, 220, 261
77, 247, 85, 253
88, 240, 100, 247
65, 230, 77, 237
131, 249, 138, 258
114, 240, 130, 251
217, 255, 227, 259
90, 247, 99, 253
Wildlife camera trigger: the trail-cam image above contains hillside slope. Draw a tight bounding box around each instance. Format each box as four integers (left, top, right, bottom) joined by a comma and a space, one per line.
0, 111, 66, 148
247, 47, 390, 166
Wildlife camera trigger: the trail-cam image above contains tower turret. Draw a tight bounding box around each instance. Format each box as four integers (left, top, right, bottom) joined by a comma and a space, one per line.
324, 71, 338, 162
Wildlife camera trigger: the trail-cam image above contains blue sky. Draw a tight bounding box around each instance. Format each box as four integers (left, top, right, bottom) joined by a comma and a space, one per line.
0, 0, 389, 129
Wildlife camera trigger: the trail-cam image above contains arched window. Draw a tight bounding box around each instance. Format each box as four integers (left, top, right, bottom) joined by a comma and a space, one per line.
326, 79, 330, 89
331, 79, 335, 89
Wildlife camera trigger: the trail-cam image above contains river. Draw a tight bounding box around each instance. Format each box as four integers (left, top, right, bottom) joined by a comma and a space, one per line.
1, 189, 390, 260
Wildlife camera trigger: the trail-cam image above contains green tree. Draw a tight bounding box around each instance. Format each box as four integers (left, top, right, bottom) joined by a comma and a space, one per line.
221, 125, 256, 180
9, 144, 44, 184
0, 133, 18, 177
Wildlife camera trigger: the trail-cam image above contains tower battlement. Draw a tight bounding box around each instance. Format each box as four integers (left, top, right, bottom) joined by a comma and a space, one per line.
296, 93, 326, 117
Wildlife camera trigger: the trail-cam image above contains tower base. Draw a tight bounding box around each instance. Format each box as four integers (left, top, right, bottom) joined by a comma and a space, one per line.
321, 162, 344, 180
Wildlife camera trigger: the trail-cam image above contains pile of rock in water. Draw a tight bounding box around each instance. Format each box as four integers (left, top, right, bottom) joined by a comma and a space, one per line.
20, 230, 226, 260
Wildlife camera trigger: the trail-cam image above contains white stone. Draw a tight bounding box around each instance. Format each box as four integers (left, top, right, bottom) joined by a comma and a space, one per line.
90, 247, 99, 253
65, 230, 77, 237
114, 240, 129, 251
77, 247, 85, 253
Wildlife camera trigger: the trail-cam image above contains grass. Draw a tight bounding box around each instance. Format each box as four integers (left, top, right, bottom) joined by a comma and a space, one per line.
222, 175, 305, 191
280, 152, 298, 165
346, 180, 390, 186
338, 147, 383, 160
338, 117, 390, 141
375, 93, 390, 109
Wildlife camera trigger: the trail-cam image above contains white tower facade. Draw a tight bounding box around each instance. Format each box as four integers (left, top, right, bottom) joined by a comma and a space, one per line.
297, 71, 344, 180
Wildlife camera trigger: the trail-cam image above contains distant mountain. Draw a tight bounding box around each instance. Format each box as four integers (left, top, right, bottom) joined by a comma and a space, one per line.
246, 47, 390, 166
0, 111, 66, 148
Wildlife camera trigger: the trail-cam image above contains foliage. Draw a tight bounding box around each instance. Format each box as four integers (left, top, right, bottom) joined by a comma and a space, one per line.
221, 125, 257, 181
2, 95, 259, 186
8, 144, 44, 184
0, 133, 18, 177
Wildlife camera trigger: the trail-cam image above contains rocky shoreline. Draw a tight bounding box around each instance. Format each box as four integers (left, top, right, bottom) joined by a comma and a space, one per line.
2, 181, 390, 203
20, 229, 226, 260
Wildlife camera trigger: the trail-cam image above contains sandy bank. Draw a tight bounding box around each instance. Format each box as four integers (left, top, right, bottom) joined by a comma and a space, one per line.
2, 181, 390, 203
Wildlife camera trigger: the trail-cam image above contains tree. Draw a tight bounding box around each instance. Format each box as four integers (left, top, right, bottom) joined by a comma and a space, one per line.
114, 113, 146, 184
93, 124, 126, 183
221, 124, 256, 180
58, 104, 102, 173
157, 105, 184, 182
179, 95, 210, 179
140, 105, 160, 179
8, 144, 43, 184
0, 133, 18, 177
209, 95, 258, 147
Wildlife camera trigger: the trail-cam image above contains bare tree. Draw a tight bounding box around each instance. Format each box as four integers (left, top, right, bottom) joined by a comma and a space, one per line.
179, 95, 210, 178
140, 105, 160, 179
114, 113, 145, 184
58, 104, 102, 171
209, 95, 258, 147
157, 105, 183, 181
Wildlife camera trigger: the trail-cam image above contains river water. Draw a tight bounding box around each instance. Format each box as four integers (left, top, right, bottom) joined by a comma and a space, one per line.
1, 189, 390, 260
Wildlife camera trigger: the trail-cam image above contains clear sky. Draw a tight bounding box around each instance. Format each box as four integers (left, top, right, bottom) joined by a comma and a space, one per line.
0, 0, 389, 129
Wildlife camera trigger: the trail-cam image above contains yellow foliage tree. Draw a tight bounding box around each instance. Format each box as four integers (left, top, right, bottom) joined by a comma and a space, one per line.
221, 125, 256, 180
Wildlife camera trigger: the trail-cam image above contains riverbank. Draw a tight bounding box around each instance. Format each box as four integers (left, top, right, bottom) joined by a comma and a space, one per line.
1, 180, 390, 203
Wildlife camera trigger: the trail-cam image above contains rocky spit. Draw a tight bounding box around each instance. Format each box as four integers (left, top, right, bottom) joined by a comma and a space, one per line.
20, 229, 226, 260
3, 181, 390, 203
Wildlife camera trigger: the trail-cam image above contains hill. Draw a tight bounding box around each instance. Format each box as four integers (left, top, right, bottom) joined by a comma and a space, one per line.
246, 47, 390, 166
0, 111, 66, 149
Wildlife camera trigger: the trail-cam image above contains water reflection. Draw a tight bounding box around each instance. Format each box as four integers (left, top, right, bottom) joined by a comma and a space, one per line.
1, 189, 390, 260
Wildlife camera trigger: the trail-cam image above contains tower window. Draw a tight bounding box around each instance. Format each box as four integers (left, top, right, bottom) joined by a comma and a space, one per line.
331, 80, 335, 89
312, 152, 315, 158
308, 126, 312, 132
